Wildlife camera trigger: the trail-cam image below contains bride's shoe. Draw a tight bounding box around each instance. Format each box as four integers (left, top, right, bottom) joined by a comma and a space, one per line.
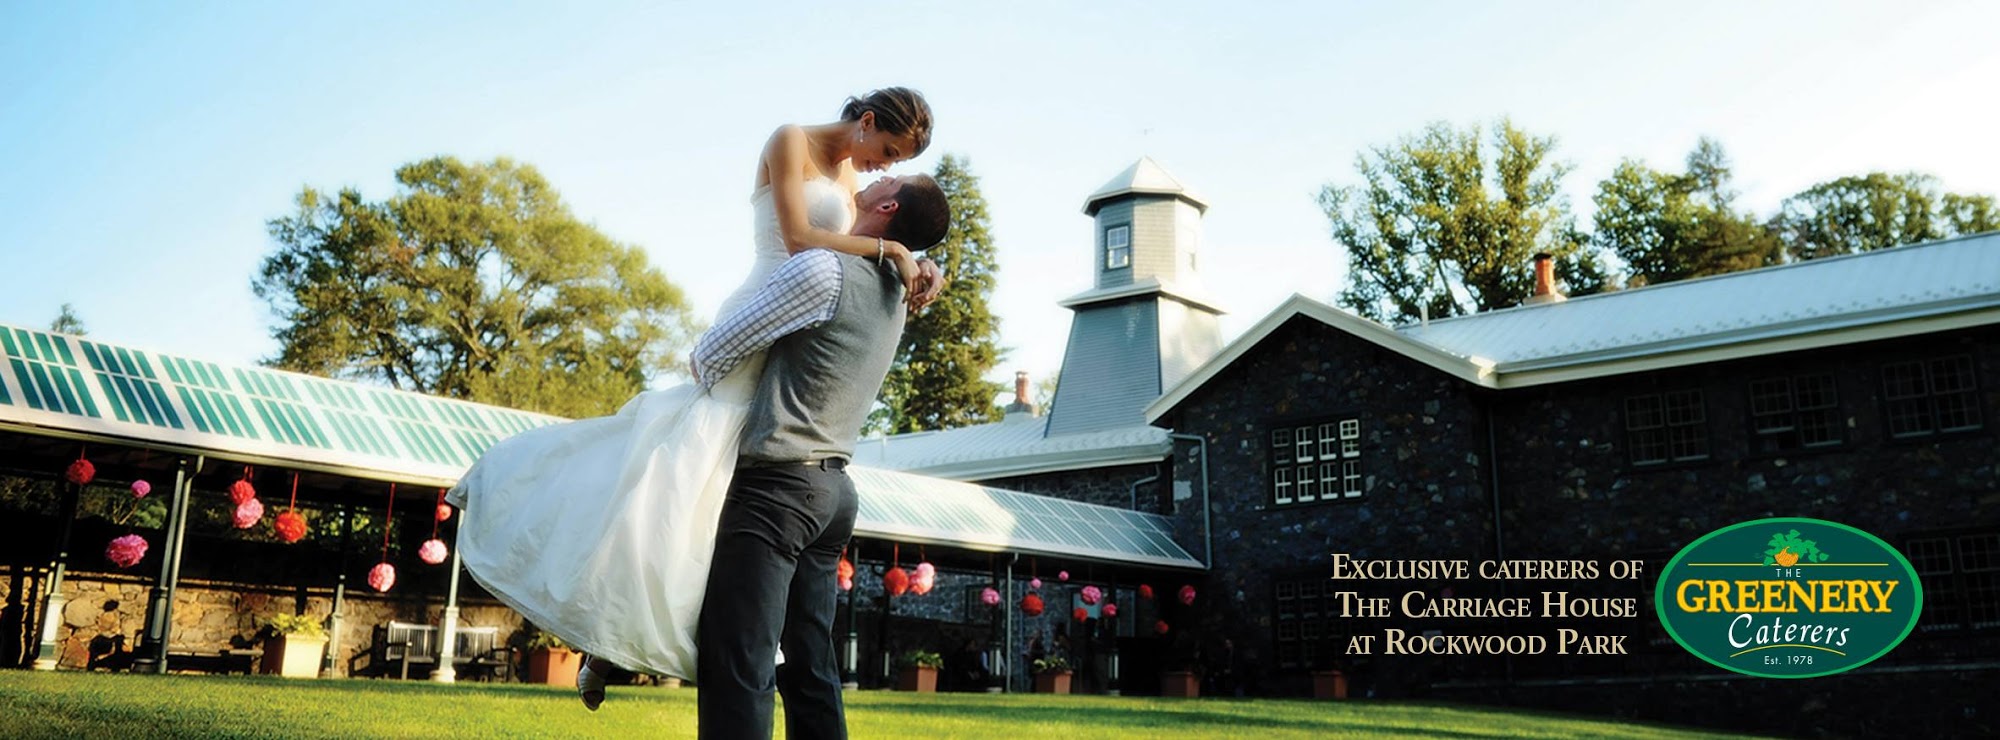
577, 657, 607, 711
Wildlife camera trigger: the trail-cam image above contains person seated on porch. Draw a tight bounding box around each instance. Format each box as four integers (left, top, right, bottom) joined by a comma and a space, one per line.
946, 638, 989, 691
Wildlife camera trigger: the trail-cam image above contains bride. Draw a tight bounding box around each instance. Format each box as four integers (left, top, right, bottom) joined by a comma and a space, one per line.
447, 87, 942, 706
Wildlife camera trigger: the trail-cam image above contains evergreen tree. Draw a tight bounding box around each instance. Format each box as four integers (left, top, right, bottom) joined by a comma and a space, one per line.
869, 154, 1005, 434
49, 303, 86, 335
255, 156, 697, 418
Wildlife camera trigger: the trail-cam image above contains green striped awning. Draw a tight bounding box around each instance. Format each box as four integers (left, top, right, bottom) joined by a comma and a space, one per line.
0, 323, 564, 485
850, 466, 1204, 570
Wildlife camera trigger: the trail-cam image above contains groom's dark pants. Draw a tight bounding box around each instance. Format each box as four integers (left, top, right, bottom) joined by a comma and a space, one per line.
698, 460, 858, 740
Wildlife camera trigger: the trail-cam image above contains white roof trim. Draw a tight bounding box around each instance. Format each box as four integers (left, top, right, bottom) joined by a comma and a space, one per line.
1146, 295, 1494, 422
896, 443, 1174, 482
1148, 291, 2000, 422
1058, 278, 1227, 315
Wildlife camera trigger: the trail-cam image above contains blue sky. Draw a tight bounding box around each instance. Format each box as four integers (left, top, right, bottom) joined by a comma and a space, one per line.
4, 1, 1998, 394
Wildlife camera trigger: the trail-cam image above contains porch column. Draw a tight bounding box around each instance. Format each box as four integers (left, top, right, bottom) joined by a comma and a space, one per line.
30, 473, 84, 670
133, 456, 200, 674
431, 519, 463, 684
841, 541, 859, 689
322, 504, 352, 677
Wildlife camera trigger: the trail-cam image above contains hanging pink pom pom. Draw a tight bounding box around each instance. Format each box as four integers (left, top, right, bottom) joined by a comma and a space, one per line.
1179, 585, 1197, 606
274, 511, 307, 543
66, 459, 96, 486
232, 498, 264, 529
838, 576, 854, 591
911, 562, 936, 595
106, 534, 148, 568
981, 587, 1001, 606
1080, 585, 1103, 605
1058, 570, 1069, 582
229, 480, 256, 505
368, 562, 396, 592
418, 538, 448, 565
436, 503, 452, 522
1029, 577, 1042, 590
883, 567, 909, 597
1102, 602, 1118, 618
130, 480, 151, 498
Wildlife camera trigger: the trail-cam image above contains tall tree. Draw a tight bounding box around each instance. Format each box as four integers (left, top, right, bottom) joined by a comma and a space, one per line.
1771, 172, 2000, 260
255, 157, 697, 418
1592, 137, 1780, 285
50, 303, 86, 335
868, 154, 1005, 435
1322, 119, 1608, 323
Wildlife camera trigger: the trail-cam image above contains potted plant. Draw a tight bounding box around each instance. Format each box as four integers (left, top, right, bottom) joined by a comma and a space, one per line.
1161, 632, 1201, 698
896, 649, 942, 693
1032, 656, 1072, 695
260, 614, 328, 678
1312, 668, 1348, 700
523, 630, 581, 687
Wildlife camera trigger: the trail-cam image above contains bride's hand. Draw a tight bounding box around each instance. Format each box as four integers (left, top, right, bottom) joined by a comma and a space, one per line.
910, 258, 946, 312
884, 240, 922, 301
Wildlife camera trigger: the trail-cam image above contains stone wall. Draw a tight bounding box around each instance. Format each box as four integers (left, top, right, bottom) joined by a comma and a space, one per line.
4, 567, 522, 676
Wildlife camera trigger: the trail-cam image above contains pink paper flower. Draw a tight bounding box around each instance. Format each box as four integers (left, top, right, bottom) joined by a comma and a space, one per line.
106, 534, 148, 568
1057, 570, 1069, 582
66, 459, 95, 486
1080, 585, 1103, 605
232, 498, 264, 529
981, 587, 1001, 606
228, 480, 256, 505
1029, 577, 1042, 590
838, 576, 854, 592
911, 562, 936, 595
418, 538, 448, 565
1179, 585, 1197, 606
130, 480, 151, 498
1102, 602, 1118, 618
274, 511, 307, 543
368, 562, 396, 592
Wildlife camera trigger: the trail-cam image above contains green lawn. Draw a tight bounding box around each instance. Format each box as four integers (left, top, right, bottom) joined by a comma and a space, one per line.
0, 670, 1764, 739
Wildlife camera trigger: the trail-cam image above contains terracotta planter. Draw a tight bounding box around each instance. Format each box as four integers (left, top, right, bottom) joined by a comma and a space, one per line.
260, 635, 326, 678
526, 647, 581, 687
896, 665, 938, 692
1161, 670, 1200, 698
1034, 670, 1072, 694
1312, 670, 1348, 699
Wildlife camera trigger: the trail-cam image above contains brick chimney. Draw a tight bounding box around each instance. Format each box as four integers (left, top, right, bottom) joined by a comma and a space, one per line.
1524, 252, 1567, 305
1005, 371, 1037, 417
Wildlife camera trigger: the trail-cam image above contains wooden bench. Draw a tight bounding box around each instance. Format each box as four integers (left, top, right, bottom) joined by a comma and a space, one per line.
348, 621, 438, 679
451, 626, 512, 682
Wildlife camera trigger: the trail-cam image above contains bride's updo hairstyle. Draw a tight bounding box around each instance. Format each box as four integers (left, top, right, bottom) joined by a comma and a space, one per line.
843, 87, 933, 156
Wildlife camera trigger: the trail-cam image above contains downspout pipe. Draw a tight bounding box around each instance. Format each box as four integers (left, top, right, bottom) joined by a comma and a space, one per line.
1166, 433, 1212, 569
1127, 467, 1160, 512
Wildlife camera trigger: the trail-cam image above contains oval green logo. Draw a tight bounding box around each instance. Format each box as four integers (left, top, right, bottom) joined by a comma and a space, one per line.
1654, 517, 1922, 678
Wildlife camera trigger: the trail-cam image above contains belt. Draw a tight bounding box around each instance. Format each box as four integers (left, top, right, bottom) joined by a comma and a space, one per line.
742, 457, 848, 472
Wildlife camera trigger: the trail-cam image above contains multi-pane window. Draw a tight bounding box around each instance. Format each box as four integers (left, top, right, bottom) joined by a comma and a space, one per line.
1883, 356, 1982, 438
1270, 417, 1363, 505
1275, 577, 1365, 671
1907, 531, 2000, 632
1104, 226, 1131, 269
1626, 390, 1709, 465
1749, 375, 1842, 453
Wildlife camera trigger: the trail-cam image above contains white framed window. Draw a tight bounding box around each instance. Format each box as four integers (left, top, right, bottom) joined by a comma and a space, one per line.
1884, 356, 1983, 438
1104, 225, 1131, 269
1269, 415, 1363, 505
1750, 375, 1841, 452
1626, 390, 1708, 465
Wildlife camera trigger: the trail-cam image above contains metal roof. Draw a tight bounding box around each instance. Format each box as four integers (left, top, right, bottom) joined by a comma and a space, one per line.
0, 321, 1203, 568
850, 412, 1172, 480
1084, 157, 1209, 215
849, 465, 1203, 570
1150, 232, 2000, 419
0, 324, 565, 486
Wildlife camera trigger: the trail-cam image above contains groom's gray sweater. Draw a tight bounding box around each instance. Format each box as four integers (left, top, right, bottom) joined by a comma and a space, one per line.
736, 251, 906, 466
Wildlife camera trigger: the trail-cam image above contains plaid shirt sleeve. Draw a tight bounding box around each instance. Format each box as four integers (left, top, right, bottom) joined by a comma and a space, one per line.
691, 249, 843, 390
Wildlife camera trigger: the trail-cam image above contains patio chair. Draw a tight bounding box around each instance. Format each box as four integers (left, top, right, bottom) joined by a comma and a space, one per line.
348, 621, 438, 679
452, 626, 512, 682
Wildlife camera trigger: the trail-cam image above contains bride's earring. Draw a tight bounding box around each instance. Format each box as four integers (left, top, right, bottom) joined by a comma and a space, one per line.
855, 131, 864, 145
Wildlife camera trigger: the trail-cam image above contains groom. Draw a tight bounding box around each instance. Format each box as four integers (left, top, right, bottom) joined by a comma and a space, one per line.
689, 173, 950, 740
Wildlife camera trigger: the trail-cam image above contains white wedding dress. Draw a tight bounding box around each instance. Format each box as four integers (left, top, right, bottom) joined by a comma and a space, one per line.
447, 177, 853, 681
